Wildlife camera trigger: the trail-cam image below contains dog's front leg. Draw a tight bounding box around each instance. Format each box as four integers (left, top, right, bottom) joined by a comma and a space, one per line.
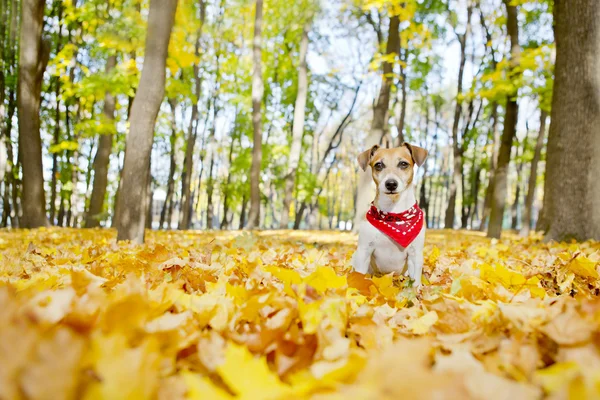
351, 245, 373, 274
352, 224, 375, 274
407, 229, 425, 287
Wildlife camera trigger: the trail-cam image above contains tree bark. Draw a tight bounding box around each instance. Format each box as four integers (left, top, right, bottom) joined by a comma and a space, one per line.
221, 118, 239, 229
85, 55, 117, 227
116, 0, 177, 243
49, 4, 63, 224
353, 15, 399, 230
444, 6, 472, 229
510, 139, 524, 230
542, 0, 600, 241
280, 22, 310, 228
239, 192, 248, 229
487, 0, 520, 239
478, 7, 500, 231
18, 0, 50, 228
179, 0, 206, 230
246, 0, 264, 229
395, 49, 407, 145
520, 110, 547, 236
479, 102, 500, 230
160, 99, 178, 229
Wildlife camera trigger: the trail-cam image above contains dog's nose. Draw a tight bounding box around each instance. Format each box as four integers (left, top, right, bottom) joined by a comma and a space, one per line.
385, 179, 398, 192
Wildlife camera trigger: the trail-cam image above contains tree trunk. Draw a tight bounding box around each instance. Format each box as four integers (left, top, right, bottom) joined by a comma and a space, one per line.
239, 192, 248, 229
145, 166, 153, 230
85, 55, 117, 228
542, 0, 600, 241
160, 99, 178, 229
294, 201, 307, 230
18, 0, 50, 228
280, 22, 310, 228
487, 0, 520, 239
179, 1, 205, 230
510, 139, 524, 230
246, 0, 264, 229
353, 15, 399, 230
520, 110, 547, 236
220, 125, 238, 229
478, 7, 500, 231
116, 0, 177, 243
395, 49, 407, 145
444, 6, 472, 230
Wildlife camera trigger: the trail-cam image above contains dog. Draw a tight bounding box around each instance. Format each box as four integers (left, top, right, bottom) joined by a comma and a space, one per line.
351, 143, 428, 287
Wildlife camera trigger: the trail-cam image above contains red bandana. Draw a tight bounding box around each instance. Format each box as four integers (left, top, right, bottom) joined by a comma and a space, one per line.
366, 202, 424, 248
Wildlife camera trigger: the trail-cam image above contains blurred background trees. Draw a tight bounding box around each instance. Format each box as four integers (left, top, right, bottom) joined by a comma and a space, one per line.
1, 0, 597, 242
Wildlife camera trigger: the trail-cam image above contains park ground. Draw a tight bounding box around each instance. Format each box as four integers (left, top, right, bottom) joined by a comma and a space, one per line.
1, 228, 600, 399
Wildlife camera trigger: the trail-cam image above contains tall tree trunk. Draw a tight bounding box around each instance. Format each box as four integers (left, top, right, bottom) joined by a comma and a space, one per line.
395, 49, 407, 145
542, 0, 600, 241
520, 110, 547, 236
294, 201, 307, 230
145, 166, 153, 230
116, 0, 177, 243
444, 6, 472, 229
205, 158, 215, 229
487, 0, 520, 239
280, 22, 310, 228
18, 0, 50, 228
179, 1, 206, 230
246, 0, 264, 229
160, 99, 178, 229
353, 15, 400, 230
478, 7, 500, 231
479, 103, 500, 230
511, 139, 524, 230
85, 55, 117, 227
2, 88, 18, 227
49, 2, 64, 224
220, 125, 238, 229
239, 192, 248, 229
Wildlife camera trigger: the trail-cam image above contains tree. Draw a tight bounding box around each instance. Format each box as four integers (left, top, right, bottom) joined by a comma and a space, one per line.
179, 0, 206, 230
246, 0, 264, 230
520, 110, 547, 236
444, 3, 473, 229
84, 55, 117, 228
18, 0, 50, 228
487, 0, 521, 239
541, 0, 600, 241
280, 22, 310, 229
116, 0, 178, 243
353, 12, 400, 230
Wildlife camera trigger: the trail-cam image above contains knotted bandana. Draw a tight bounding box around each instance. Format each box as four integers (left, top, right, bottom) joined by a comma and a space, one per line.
366, 202, 424, 248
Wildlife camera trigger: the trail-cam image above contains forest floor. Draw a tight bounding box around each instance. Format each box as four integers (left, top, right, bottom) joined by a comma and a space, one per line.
1, 228, 599, 399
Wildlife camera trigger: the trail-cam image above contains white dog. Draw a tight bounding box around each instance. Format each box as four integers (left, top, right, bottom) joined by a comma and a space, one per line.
351, 143, 428, 287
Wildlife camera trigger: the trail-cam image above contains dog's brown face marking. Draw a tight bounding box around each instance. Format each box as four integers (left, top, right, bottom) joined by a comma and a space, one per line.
370, 146, 415, 189
357, 143, 428, 201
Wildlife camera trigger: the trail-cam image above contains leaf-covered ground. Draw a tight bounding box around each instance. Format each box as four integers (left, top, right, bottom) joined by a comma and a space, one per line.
1, 228, 599, 399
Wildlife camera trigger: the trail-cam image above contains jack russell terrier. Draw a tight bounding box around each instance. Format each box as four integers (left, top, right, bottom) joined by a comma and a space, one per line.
351, 143, 428, 287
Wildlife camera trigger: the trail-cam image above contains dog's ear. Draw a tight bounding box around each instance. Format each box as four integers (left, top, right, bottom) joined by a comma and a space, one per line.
357, 145, 380, 171
403, 143, 428, 167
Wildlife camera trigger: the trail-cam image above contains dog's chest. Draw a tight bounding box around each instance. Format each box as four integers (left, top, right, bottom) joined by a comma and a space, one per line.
365, 224, 411, 274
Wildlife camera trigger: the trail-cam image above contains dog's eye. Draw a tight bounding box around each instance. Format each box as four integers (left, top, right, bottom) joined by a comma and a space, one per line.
398, 161, 410, 169
373, 162, 384, 171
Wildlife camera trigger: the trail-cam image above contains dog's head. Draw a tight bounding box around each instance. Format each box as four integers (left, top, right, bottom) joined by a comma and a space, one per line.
357, 143, 428, 199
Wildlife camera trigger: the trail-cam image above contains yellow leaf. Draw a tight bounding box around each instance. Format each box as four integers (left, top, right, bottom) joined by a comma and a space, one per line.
305, 267, 347, 294
568, 256, 599, 278
408, 311, 438, 334
83, 334, 160, 400
534, 362, 579, 394
183, 371, 232, 400
217, 342, 292, 399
